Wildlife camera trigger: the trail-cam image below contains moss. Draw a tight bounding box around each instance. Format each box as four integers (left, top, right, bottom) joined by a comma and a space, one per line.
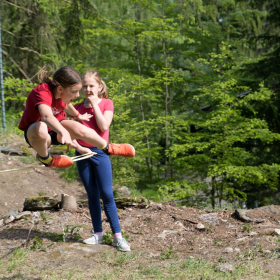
23, 196, 60, 211
77, 196, 149, 209
76, 199, 88, 206
114, 196, 149, 209
21, 146, 32, 155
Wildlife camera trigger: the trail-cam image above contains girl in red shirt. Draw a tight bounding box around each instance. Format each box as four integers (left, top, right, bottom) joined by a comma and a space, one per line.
19, 66, 135, 168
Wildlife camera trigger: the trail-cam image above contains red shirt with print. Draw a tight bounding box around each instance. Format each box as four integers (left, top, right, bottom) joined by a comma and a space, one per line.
74, 99, 114, 147
19, 83, 67, 132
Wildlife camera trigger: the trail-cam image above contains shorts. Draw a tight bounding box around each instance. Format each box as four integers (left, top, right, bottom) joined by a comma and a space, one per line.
24, 130, 63, 147
23, 118, 68, 147
24, 119, 68, 147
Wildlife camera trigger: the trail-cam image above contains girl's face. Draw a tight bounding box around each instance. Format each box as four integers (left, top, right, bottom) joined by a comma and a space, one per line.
82, 75, 102, 98
59, 83, 82, 104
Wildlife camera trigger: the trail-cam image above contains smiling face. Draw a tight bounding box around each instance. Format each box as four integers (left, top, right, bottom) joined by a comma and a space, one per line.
82, 75, 102, 98
57, 83, 82, 104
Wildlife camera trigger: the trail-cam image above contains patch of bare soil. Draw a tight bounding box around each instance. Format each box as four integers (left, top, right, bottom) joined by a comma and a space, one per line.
1, 134, 280, 278
0, 134, 87, 212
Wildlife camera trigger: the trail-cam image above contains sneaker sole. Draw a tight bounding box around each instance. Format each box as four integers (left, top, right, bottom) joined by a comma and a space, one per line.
118, 248, 131, 252
112, 242, 131, 252
83, 240, 103, 245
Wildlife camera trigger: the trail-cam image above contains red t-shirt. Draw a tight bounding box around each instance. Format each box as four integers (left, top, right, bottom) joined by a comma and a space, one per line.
18, 83, 67, 132
74, 99, 114, 147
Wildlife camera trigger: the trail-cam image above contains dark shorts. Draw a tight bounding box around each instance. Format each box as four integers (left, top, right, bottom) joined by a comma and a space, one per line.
24, 119, 67, 147
24, 130, 63, 147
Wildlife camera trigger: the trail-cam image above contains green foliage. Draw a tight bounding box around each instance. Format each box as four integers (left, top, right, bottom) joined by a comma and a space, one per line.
243, 223, 256, 233
139, 188, 162, 202
158, 179, 196, 201
11, 248, 28, 260
103, 232, 114, 245
40, 212, 47, 221
4, 77, 34, 112
38, 191, 46, 197
61, 224, 87, 242
168, 44, 280, 207
40, 224, 87, 242
59, 163, 80, 182
160, 246, 176, 260
58, 149, 80, 182
30, 236, 46, 251
3, 0, 280, 208
0, 113, 23, 135
6, 248, 28, 273
20, 154, 36, 164
103, 231, 130, 245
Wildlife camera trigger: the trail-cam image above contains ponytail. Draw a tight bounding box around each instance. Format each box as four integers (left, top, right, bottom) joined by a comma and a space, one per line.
99, 79, 108, 99
39, 66, 81, 89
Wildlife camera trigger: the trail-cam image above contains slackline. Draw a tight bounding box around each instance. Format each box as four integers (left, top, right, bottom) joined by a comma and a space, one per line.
0, 151, 96, 174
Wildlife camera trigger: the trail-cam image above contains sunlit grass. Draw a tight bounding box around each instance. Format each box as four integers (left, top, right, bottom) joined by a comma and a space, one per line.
0, 114, 22, 136
0, 247, 278, 280
5, 248, 28, 273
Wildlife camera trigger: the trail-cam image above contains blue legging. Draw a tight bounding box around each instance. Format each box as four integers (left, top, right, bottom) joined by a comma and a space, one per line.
75, 147, 121, 234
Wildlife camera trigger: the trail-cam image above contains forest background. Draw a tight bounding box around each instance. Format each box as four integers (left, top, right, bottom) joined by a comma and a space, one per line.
1, 0, 280, 210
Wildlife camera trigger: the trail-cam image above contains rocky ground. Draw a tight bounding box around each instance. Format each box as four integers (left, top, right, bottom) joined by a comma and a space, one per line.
1, 134, 280, 279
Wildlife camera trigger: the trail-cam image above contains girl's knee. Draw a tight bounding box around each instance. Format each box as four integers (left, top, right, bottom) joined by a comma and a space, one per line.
28, 122, 49, 140
100, 191, 114, 202
76, 126, 88, 139
87, 192, 100, 201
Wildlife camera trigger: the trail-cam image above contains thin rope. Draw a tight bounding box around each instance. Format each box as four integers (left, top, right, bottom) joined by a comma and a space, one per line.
0, 152, 96, 174
70, 151, 97, 161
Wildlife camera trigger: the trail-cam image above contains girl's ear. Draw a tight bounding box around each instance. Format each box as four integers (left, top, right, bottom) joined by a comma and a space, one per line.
56, 85, 63, 97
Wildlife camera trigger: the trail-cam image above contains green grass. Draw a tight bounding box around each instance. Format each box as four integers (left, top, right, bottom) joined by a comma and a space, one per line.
20, 155, 36, 164
6, 248, 28, 273
128, 187, 163, 202
0, 248, 279, 280
0, 114, 23, 136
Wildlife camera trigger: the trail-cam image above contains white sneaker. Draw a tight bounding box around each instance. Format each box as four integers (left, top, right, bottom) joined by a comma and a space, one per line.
83, 234, 103, 245
112, 237, 131, 252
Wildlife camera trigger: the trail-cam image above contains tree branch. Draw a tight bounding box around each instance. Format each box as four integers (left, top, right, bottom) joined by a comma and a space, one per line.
60, 0, 129, 31
3, 0, 35, 14
2, 49, 33, 84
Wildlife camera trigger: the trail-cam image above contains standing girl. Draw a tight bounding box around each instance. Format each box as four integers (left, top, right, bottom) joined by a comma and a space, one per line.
18, 66, 135, 168
74, 70, 131, 251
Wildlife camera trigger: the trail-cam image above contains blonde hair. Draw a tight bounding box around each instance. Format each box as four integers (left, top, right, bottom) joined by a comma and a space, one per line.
82, 69, 108, 99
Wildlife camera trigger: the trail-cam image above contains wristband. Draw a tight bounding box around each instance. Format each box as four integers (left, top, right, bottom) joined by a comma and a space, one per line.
74, 112, 80, 118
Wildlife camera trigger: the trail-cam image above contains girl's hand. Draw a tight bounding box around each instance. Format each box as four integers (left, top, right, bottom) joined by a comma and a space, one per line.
76, 112, 93, 121
87, 93, 99, 107
72, 139, 92, 155
60, 130, 77, 147
76, 146, 92, 155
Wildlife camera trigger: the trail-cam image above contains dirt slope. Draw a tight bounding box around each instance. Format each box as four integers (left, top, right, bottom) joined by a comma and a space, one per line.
1, 134, 280, 278
0, 134, 87, 213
